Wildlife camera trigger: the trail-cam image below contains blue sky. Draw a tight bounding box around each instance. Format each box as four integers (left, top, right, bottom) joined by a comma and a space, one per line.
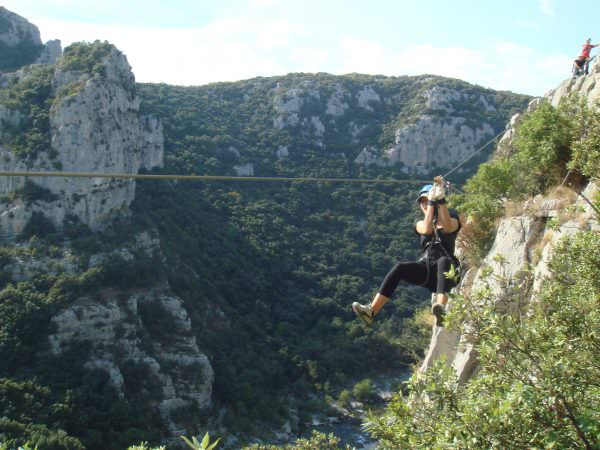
3, 0, 598, 95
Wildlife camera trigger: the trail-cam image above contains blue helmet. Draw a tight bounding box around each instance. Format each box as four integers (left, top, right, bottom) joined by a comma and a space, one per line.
416, 184, 432, 203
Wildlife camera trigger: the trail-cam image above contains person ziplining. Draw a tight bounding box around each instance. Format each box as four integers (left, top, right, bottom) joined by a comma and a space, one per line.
352, 176, 462, 328
572, 38, 599, 78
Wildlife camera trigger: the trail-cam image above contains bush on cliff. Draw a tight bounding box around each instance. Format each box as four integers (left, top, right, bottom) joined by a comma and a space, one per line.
367, 230, 600, 449
452, 94, 599, 263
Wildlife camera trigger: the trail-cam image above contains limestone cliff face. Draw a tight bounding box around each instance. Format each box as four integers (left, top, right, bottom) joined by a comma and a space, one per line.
420, 64, 600, 380
546, 57, 600, 107
48, 274, 214, 436
0, 7, 62, 66
421, 181, 598, 381
0, 7, 41, 47
270, 80, 509, 174
7, 230, 215, 436
0, 44, 163, 236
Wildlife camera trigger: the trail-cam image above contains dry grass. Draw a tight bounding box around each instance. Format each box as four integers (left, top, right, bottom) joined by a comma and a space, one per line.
414, 306, 435, 329
546, 185, 578, 202
504, 200, 524, 217
530, 229, 554, 266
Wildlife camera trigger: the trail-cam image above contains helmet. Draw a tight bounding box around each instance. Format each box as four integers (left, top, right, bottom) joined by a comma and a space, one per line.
416, 184, 432, 203
588, 38, 592, 43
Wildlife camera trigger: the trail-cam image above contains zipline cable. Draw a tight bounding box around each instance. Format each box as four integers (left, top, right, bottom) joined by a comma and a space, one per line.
0, 126, 508, 188
442, 128, 507, 179
0, 170, 432, 185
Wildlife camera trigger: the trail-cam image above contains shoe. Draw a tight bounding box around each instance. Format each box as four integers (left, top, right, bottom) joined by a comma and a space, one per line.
431, 303, 446, 327
352, 302, 374, 326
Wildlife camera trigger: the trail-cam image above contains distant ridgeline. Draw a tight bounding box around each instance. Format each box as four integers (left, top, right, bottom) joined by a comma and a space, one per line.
138, 73, 529, 181
0, 7, 533, 450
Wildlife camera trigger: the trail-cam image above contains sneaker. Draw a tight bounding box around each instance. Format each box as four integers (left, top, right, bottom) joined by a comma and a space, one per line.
431, 303, 446, 327
352, 302, 374, 326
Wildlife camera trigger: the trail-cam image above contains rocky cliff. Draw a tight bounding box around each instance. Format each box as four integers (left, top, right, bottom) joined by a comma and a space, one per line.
270, 79, 516, 173
421, 63, 600, 383
0, 10, 215, 443
0, 41, 163, 237
138, 74, 530, 182
0, 7, 62, 70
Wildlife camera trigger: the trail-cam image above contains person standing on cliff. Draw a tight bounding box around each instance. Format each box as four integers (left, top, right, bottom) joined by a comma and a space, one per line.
574, 38, 599, 76
352, 177, 462, 327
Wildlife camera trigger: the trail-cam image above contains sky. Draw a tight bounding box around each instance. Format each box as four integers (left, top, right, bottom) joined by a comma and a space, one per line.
2, 0, 598, 96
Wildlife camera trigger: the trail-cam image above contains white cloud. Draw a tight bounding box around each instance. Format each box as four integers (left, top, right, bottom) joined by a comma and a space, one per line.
32, 16, 304, 85
539, 0, 555, 16
338, 38, 571, 96
30, 15, 571, 96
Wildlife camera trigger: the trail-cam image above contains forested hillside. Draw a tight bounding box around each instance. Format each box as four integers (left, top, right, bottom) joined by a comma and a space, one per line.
0, 33, 530, 449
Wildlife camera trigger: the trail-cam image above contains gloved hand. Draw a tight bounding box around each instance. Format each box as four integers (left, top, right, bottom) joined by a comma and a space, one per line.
428, 182, 446, 202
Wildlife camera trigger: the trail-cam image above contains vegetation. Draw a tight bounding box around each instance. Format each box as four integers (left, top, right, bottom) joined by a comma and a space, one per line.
0, 65, 54, 159
0, 39, 44, 72
0, 66, 528, 448
367, 230, 600, 449
57, 41, 115, 78
452, 94, 600, 263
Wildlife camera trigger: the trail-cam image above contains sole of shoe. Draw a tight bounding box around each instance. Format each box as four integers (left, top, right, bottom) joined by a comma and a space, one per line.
431, 303, 445, 327
352, 302, 373, 326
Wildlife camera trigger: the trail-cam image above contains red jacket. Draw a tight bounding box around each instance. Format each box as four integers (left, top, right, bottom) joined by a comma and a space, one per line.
580, 42, 598, 59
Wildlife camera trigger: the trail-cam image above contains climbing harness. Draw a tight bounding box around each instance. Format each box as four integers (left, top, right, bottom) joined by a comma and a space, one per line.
419, 209, 462, 287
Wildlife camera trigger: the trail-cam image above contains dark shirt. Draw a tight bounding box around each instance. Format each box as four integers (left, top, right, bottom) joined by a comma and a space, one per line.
415, 210, 461, 260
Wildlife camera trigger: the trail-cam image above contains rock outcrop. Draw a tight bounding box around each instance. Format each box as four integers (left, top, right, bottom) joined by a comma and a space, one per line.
546, 57, 600, 107
422, 181, 598, 381
0, 7, 41, 47
0, 43, 163, 236
48, 285, 214, 435
381, 117, 494, 172
270, 79, 517, 174
420, 61, 600, 381
0, 7, 62, 67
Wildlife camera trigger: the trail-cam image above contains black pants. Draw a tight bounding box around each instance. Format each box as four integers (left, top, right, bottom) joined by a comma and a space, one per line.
378, 256, 459, 297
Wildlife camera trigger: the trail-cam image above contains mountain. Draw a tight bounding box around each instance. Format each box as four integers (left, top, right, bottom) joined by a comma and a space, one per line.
0, 8, 532, 450
138, 72, 528, 178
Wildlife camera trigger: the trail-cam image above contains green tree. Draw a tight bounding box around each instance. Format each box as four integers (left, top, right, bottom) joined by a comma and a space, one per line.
367, 230, 600, 449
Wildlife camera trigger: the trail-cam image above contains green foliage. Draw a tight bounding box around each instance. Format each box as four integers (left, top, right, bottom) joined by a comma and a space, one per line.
565, 97, 600, 177
452, 94, 600, 263
181, 432, 220, 450
242, 430, 350, 449
58, 41, 115, 77
367, 230, 600, 449
514, 100, 574, 189
0, 40, 44, 72
352, 379, 377, 403
0, 72, 528, 447
0, 65, 54, 159
127, 443, 165, 450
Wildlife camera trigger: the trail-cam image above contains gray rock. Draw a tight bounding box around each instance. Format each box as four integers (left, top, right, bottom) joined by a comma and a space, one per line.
48, 286, 214, 435
35, 40, 62, 65
0, 45, 164, 234
381, 117, 495, 173
0, 7, 42, 47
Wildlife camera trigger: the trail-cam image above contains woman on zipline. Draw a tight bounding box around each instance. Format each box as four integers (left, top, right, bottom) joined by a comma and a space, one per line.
352, 178, 461, 327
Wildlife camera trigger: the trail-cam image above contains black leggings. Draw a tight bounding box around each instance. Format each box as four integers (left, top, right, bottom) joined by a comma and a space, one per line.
379, 256, 458, 297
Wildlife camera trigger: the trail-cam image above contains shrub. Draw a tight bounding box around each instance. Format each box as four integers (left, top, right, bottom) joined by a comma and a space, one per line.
367, 230, 600, 449
352, 379, 377, 403
58, 41, 115, 77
